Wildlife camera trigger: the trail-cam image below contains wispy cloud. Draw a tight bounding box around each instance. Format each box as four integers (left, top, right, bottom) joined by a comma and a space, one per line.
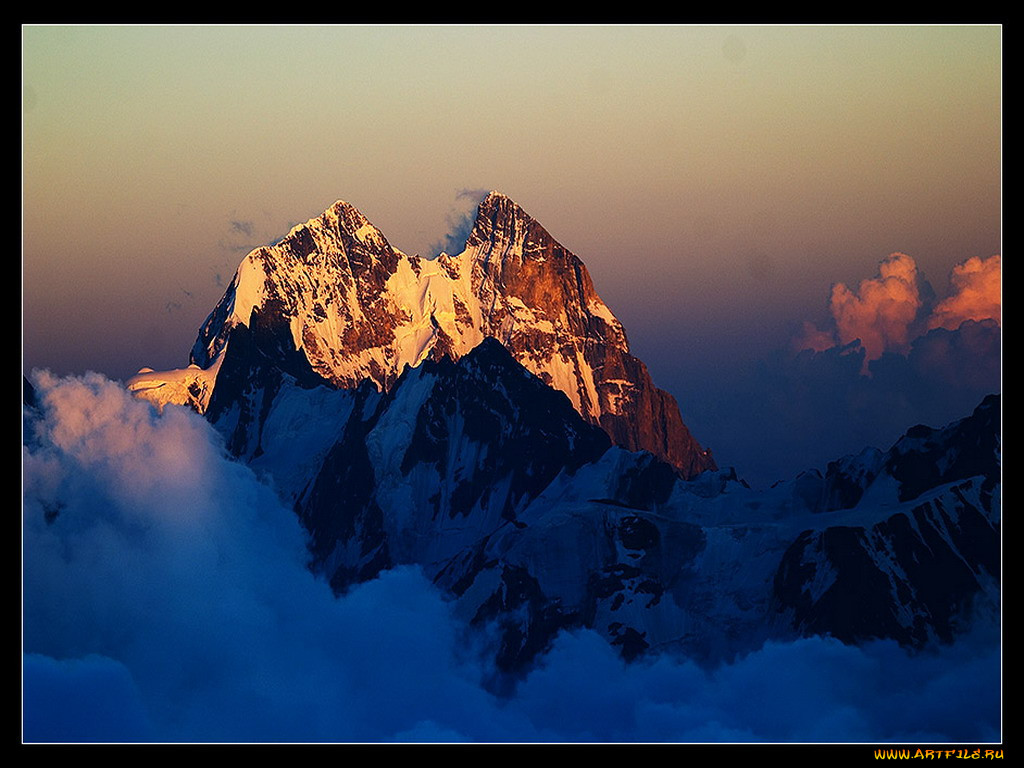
230, 219, 255, 238
456, 187, 491, 202
428, 189, 491, 258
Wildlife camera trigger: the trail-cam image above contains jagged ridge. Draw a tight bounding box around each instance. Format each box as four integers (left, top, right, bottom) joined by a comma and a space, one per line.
135, 191, 715, 477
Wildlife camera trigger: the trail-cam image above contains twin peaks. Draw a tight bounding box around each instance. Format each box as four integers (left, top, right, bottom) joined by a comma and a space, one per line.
132, 191, 715, 479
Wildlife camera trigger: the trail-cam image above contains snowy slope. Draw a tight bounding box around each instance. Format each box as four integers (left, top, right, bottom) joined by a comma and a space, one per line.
251, 336, 1000, 669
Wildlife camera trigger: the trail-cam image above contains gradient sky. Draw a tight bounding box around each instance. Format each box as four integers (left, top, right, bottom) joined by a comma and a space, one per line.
22, 24, 1002, 483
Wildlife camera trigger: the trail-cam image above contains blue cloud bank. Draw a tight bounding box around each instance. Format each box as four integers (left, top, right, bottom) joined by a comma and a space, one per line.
22, 372, 1000, 743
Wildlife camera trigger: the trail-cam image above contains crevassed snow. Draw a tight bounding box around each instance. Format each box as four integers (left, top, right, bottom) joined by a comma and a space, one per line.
384, 255, 486, 372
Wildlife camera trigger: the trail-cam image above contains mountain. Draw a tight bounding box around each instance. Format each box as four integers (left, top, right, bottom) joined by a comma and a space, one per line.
291, 345, 999, 670
127, 193, 999, 673
132, 192, 714, 479
771, 395, 999, 649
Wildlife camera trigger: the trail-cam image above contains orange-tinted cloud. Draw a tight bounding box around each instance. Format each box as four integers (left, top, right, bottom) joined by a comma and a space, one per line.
927, 255, 1001, 331
829, 253, 922, 366
794, 253, 1000, 379
792, 320, 837, 354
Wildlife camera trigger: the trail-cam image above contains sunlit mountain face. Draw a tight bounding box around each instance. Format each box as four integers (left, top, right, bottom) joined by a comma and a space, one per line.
23, 192, 1000, 744
132, 192, 716, 478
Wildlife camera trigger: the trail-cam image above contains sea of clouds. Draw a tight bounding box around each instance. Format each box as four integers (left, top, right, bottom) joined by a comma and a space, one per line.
22, 371, 1000, 743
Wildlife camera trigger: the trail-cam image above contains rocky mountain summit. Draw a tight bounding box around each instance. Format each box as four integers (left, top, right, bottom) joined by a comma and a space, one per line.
133, 192, 714, 478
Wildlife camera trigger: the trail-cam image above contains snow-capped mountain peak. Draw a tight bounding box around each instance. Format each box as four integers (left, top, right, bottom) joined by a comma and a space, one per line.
134, 193, 715, 477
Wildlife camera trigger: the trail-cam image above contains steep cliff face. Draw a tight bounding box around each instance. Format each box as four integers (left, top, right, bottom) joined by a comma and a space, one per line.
462, 193, 713, 478
134, 191, 714, 477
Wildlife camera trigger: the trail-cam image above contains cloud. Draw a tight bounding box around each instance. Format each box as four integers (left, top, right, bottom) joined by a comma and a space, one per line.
490, 621, 1000, 742
456, 187, 491, 202
428, 189, 490, 258
22, 372, 1000, 743
230, 219, 255, 238
869, 319, 1002, 414
829, 253, 922, 366
23, 654, 156, 742
792, 319, 837, 354
220, 211, 289, 253
794, 253, 1001, 379
928, 255, 1001, 331
22, 371, 497, 742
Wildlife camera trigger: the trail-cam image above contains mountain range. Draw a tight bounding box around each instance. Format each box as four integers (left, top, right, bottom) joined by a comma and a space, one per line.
127, 192, 1000, 674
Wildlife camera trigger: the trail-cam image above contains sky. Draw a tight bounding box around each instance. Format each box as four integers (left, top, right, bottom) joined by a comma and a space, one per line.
23, 23, 1001, 482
